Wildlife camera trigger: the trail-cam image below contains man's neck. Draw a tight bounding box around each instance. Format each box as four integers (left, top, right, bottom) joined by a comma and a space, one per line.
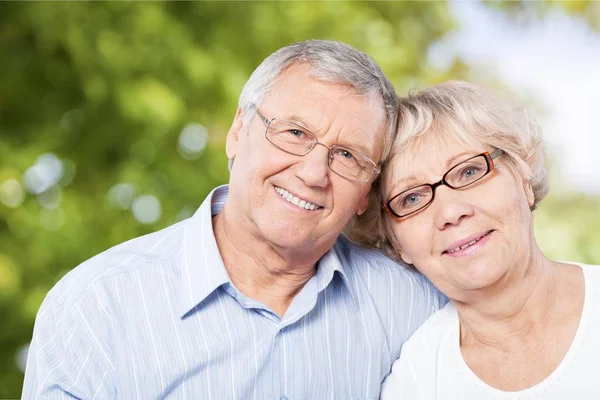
212, 208, 327, 318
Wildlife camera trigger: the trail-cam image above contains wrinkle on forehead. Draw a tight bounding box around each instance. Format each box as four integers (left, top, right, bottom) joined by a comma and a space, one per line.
263, 72, 385, 161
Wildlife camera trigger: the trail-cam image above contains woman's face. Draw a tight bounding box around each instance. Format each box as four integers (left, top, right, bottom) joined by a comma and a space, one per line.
385, 137, 536, 301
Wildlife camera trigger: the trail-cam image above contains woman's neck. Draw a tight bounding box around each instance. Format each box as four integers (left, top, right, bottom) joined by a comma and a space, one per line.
454, 256, 585, 391
456, 252, 562, 352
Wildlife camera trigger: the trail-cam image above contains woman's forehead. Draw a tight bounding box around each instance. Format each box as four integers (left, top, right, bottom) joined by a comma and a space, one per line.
384, 130, 486, 191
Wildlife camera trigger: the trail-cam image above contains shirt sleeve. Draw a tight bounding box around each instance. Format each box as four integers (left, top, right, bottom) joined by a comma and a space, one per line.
22, 296, 116, 399
380, 355, 421, 400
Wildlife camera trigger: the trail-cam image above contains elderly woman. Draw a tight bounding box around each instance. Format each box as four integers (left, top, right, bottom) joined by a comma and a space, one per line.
348, 81, 599, 399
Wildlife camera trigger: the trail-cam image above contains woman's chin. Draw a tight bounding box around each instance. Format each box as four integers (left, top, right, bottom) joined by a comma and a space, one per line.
448, 263, 508, 294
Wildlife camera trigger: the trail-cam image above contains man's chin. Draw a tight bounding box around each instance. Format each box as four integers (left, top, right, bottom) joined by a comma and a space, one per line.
261, 229, 331, 255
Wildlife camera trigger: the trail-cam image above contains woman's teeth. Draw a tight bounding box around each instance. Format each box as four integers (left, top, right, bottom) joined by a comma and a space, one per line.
447, 235, 485, 253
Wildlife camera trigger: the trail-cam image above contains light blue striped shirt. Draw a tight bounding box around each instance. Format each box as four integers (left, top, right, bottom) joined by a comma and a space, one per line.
23, 185, 445, 399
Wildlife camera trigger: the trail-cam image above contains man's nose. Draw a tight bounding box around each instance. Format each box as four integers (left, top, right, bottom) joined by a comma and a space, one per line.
294, 142, 331, 188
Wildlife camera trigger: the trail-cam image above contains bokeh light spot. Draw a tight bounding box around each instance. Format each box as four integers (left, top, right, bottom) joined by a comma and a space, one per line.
178, 124, 208, 160
107, 183, 136, 210
23, 153, 64, 195
132, 195, 161, 224
176, 206, 194, 222
16, 345, 29, 373
0, 179, 25, 208
59, 159, 77, 187
37, 186, 62, 209
40, 208, 65, 231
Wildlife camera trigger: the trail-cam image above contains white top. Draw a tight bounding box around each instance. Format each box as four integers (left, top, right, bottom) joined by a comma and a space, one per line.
381, 264, 600, 400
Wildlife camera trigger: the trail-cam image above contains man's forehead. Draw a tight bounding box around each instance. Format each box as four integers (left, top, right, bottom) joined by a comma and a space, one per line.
261, 63, 386, 152
267, 63, 381, 109
267, 79, 383, 126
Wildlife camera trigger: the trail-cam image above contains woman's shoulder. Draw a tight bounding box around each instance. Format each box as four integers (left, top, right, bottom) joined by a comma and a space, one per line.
570, 262, 600, 289
580, 263, 600, 276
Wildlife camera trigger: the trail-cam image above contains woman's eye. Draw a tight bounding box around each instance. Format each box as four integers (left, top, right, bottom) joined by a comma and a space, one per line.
289, 129, 304, 137
404, 193, 421, 206
463, 168, 476, 177
461, 166, 482, 179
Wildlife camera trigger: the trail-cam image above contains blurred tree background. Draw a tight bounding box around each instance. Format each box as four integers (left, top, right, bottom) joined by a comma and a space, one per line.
0, 1, 598, 397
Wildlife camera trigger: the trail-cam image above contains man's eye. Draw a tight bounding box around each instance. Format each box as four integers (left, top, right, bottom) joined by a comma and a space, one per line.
340, 149, 355, 159
288, 129, 304, 137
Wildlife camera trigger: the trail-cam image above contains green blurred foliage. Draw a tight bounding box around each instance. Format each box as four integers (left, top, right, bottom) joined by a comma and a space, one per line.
0, 2, 598, 398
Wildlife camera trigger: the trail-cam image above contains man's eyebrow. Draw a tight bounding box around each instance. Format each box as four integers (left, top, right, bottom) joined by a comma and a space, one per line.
283, 114, 316, 131
280, 114, 376, 157
341, 143, 374, 158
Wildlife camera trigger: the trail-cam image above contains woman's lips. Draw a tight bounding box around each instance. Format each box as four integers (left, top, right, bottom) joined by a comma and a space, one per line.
443, 231, 493, 257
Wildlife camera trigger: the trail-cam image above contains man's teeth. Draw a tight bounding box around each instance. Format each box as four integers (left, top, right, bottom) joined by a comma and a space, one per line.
275, 187, 319, 210
447, 236, 483, 253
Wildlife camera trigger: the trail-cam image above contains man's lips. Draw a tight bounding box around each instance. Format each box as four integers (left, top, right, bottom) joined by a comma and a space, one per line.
443, 231, 493, 255
274, 186, 323, 211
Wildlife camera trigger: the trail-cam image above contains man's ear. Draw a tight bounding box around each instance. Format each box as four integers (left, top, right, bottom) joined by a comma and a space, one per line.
356, 192, 370, 216
523, 179, 535, 208
225, 108, 244, 160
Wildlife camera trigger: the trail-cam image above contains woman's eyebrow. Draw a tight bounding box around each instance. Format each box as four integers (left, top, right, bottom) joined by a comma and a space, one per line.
445, 151, 476, 168
388, 175, 419, 197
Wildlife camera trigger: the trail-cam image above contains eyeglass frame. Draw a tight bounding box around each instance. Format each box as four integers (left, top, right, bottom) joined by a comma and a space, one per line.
384, 149, 504, 219
253, 107, 381, 183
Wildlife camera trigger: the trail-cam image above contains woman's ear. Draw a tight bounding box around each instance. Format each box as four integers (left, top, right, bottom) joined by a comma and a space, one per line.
390, 233, 414, 265
523, 179, 535, 208
399, 250, 414, 266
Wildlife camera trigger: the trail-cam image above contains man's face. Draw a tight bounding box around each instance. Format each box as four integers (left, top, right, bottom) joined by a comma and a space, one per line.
226, 63, 387, 256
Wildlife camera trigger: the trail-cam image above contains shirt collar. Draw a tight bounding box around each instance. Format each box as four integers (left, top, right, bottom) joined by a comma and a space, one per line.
315, 243, 352, 296
177, 185, 354, 317
178, 185, 231, 317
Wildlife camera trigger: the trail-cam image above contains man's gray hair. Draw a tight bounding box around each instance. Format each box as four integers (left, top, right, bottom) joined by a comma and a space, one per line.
238, 39, 399, 162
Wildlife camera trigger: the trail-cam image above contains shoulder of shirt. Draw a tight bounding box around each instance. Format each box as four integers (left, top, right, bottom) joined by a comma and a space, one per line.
334, 235, 442, 293
47, 218, 189, 309
578, 263, 600, 294
579, 263, 600, 275
401, 302, 458, 357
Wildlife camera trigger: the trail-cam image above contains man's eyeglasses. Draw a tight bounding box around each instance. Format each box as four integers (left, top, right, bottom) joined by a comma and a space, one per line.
385, 149, 504, 218
254, 108, 380, 183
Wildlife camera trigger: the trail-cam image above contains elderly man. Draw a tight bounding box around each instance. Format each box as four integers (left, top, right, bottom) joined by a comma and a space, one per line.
23, 40, 444, 399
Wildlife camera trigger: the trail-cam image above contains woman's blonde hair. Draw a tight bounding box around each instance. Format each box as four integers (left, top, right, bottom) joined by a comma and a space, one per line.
345, 80, 548, 263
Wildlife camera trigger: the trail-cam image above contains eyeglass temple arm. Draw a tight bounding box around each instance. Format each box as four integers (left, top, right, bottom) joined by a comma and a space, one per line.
251, 105, 271, 125
490, 148, 503, 159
